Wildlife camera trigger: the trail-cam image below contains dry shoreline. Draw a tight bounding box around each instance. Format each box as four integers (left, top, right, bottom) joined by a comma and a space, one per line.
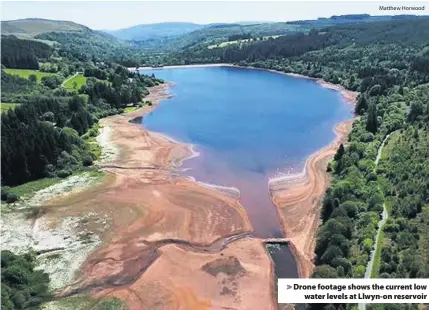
133, 64, 358, 279
49, 65, 357, 309
59, 82, 276, 310
265, 72, 357, 278
129, 63, 230, 70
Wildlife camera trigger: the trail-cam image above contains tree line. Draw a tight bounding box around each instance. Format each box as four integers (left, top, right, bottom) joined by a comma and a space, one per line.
167, 16, 429, 310
1, 35, 53, 69
1, 48, 162, 188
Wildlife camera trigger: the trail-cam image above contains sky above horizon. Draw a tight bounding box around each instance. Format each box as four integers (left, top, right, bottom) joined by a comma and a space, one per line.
1, 1, 428, 30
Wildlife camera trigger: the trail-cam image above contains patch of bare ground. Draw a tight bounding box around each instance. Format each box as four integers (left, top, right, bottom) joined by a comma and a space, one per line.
90, 238, 274, 310
0, 173, 107, 290
50, 84, 276, 309
202, 256, 246, 277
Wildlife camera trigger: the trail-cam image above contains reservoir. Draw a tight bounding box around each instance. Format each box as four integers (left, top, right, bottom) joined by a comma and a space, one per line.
138, 66, 352, 278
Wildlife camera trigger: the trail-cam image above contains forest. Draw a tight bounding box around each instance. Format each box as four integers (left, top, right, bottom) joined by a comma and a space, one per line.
167, 17, 429, 310
1, 250, 51, 309
1, 35, 53, 69
1, 35, 162, 191
1, 15, 429, 310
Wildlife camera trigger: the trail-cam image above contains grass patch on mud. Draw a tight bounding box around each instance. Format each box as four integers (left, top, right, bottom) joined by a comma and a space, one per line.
123, 106, 141, 113
123, 102, 149, 114
42, 295, 92, 310
7, 177, 62, 198
85, 168, 105, 179
4, 168, 105, 205
86, 136, 102, 160
83, 123, 102, 160
42, 295, 127, 310
92, 297, 127, 310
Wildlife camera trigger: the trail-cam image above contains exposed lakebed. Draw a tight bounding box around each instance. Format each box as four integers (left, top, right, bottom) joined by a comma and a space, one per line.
138, 66, 352, 278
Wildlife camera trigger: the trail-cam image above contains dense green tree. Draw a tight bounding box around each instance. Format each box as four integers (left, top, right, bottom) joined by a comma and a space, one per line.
355, 94, 368, 114
1, 251, 51, 309
366, 103, 378, 133
312, 265, 338, 278
334, 143, 345, 161
41, 75, 63, 89
28, 74, 37, 83
1, 35, 52, 69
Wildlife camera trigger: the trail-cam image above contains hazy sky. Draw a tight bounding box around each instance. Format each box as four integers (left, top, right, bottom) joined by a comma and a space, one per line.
1, 1, 428, 30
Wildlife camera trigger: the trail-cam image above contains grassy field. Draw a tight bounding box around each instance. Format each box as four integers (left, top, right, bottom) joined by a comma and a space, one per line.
64, 74, 87, 91
380, 131, 400, 161
92, 297, 127, 310
1, 103, 20, 112
3, 68, 55, 82
208, 35, 280, 49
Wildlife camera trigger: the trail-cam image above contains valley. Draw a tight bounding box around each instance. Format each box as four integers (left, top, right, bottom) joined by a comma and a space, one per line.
1, 6, 429, 310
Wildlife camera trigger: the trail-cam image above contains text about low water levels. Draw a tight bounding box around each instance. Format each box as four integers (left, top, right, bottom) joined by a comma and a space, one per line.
278, 279, 429, 304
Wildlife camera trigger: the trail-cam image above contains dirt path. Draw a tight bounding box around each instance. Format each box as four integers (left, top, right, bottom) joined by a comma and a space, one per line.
365, 133, 392, 279
52, 83, 276, 310
61, 72, 80, 87
359, 133, 392, 310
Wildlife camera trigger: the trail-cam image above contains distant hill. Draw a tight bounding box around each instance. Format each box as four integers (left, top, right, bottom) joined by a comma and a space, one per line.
1, 18, 128, 61
104, 22, 206, 41
103, 21, 272, 41
1, 18, 89, 37
287, 13, 426, 26
110, 14, 428, 52
129, 22, 308, 52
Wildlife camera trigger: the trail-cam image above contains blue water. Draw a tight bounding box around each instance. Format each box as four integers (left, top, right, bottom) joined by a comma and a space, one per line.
139, 66, 352, 239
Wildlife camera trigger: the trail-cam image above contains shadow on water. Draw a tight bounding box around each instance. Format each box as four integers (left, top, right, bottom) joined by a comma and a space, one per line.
129, 116, 143, 124
266, 242, 306, 310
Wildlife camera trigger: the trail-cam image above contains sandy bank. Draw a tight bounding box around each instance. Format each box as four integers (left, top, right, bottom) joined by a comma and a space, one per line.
128, 64, 358, 280
268, 76, 357, 277
136, 63, 358, 279
54, 83, 276, 310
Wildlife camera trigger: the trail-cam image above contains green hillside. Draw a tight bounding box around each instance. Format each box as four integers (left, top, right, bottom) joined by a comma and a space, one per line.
1, 18, 127, 62
130, 22, 310, 52
172, 17, 429, 288
3, 69, 55, 81
1, 18, 89, 37
109, 14, 427, 53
